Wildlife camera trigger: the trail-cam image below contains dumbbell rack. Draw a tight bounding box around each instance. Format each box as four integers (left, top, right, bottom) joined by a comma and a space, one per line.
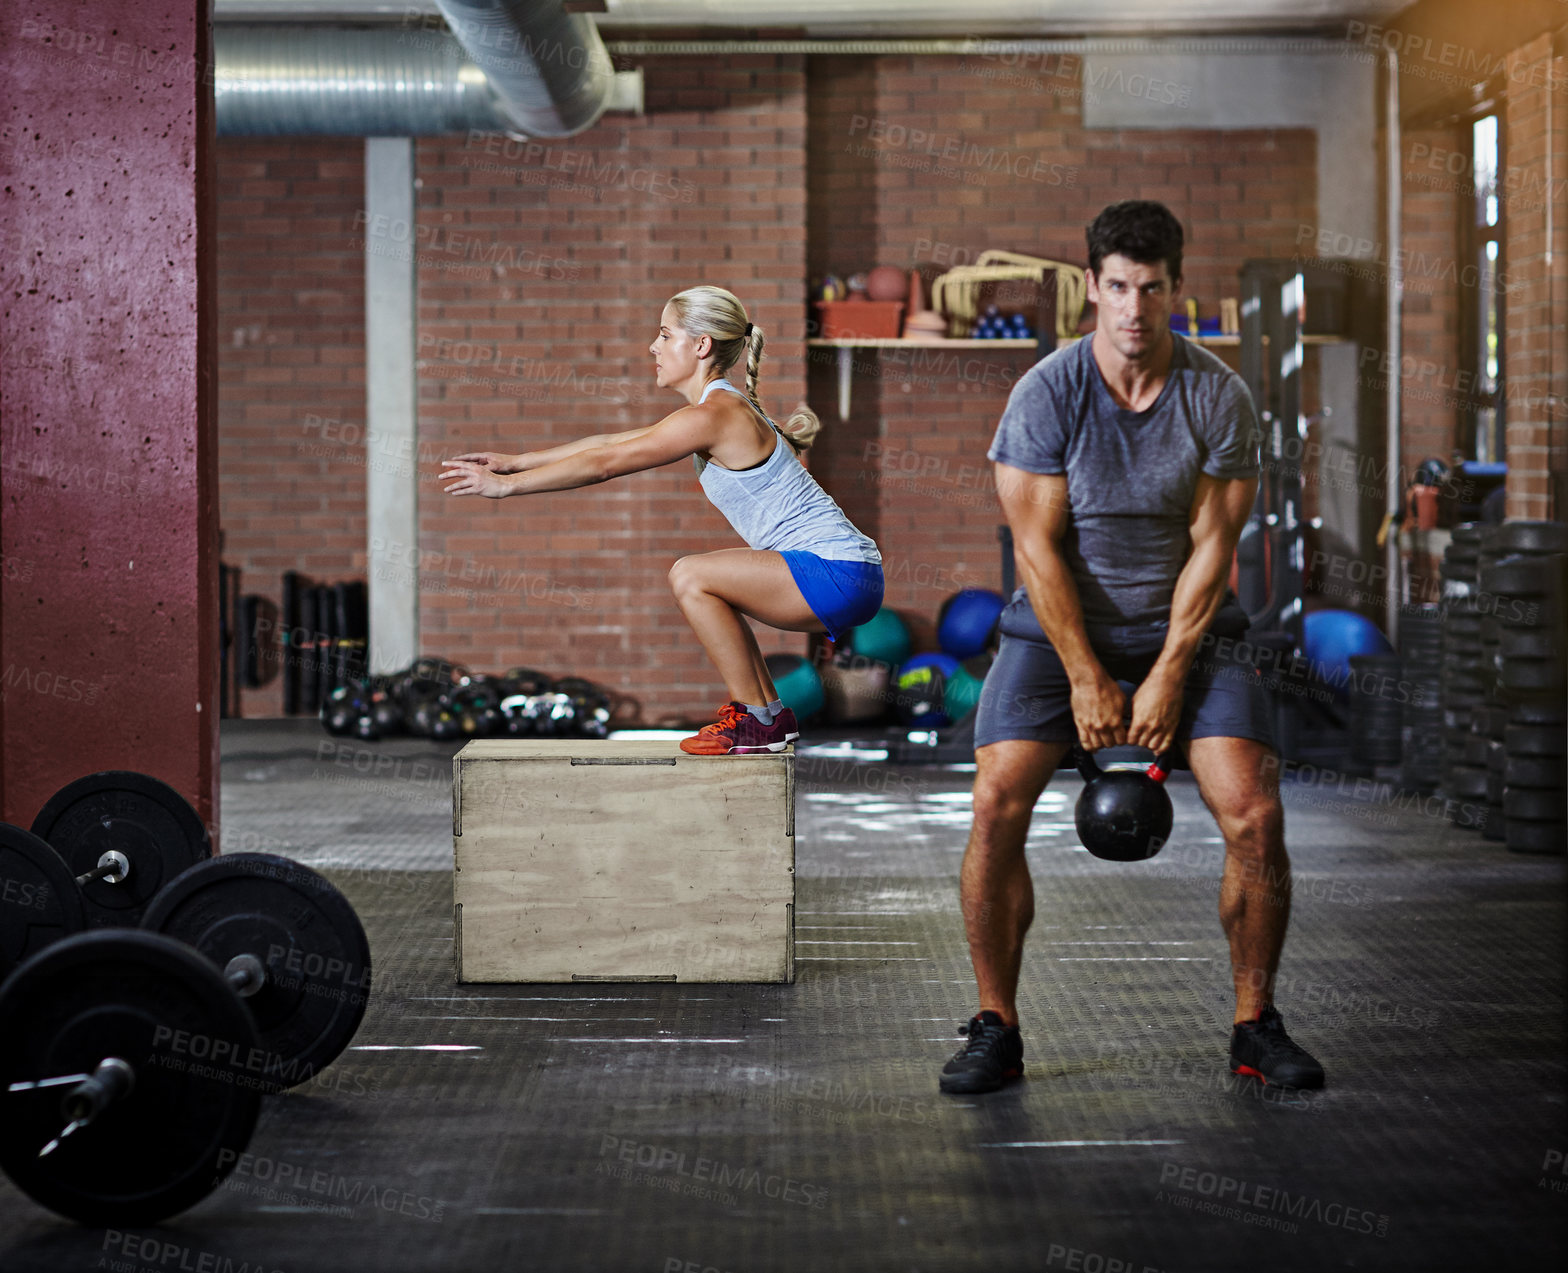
281, 572, 369, 716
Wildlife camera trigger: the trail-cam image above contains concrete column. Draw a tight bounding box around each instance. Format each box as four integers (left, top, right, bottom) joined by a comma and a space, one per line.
363, 137, 420, 674
1, 2, 217, 829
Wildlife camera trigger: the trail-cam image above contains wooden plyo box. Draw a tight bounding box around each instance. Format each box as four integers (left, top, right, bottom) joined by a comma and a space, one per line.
452, 740, 795, 983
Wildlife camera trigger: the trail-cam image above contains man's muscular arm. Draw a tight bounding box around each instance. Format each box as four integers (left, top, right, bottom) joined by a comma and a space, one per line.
995, 464, 1127, 752
1127, 473, 1258, 755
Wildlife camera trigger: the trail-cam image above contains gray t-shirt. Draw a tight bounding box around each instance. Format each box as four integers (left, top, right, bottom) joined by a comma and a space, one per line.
987, 333, 1260, 653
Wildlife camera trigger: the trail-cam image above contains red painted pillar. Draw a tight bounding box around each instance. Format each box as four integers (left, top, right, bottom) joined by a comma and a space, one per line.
1, 3, 218, 835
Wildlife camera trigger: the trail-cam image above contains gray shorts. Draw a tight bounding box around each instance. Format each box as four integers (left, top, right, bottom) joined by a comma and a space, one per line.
973, 629, 1278, 762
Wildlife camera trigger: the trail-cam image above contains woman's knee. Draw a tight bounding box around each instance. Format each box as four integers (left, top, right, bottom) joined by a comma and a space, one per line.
668, 555, 703, 598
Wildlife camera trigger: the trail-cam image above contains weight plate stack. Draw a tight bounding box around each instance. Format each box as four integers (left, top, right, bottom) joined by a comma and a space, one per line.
1480, 528, 1568, 856
1501, 696, 1567, 856
1348, 654, 1404, 773
1468, 705, 1508, 840
1439, 525, 1485, 797
1483, 737, 1507, 840
1398, 604, 1444, 791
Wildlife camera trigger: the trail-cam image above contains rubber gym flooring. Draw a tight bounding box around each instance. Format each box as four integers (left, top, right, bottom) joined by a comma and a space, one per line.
2, 720, 1564, 1273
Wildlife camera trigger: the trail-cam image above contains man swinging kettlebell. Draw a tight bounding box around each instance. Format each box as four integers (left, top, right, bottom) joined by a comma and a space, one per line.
939, 200, 1325, 1097
1073, 746, 1174, 863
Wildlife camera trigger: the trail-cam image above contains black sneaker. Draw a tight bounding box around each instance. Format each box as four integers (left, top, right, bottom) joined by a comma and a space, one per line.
1230, 1005, 1326, 1089
939, 1010, 1024, 1094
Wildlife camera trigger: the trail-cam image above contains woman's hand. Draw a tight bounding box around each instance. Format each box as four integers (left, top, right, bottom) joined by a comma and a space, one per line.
446, 451, 519, 474
439, 459, 514, 499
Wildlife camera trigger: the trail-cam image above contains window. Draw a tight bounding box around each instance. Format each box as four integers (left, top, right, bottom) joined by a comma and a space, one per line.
1459, 112, 1503, 462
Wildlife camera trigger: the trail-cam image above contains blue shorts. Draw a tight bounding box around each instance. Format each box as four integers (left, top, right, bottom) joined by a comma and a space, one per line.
780, 552, 884, 644
973, 628, 1277, 762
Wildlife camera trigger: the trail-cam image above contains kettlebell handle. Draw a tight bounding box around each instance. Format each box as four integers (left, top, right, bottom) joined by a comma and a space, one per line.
1073, 746, 1176, 784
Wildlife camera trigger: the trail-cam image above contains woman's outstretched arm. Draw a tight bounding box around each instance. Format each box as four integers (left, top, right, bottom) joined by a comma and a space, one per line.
511, 425, 656, 472
441, 406, 713, 498
447, 426, 655, 475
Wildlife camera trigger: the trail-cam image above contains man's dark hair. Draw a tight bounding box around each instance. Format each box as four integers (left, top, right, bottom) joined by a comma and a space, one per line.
1086, 200, 1184, 283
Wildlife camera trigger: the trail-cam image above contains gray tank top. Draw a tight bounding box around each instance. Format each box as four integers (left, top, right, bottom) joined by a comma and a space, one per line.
692, 379, 881, 565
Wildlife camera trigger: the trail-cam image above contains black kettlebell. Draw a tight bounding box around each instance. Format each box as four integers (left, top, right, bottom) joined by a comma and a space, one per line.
1073, 748, 1176, 862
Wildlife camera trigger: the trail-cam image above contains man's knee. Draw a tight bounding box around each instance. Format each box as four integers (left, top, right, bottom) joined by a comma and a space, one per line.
972, 775, 1047, 833
1216, 794, 1284, 857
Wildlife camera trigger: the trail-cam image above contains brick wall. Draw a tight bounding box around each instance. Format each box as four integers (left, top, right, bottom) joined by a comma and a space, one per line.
219, 54, 1329, 717
412, 55, 809, 726
804, 56, 1318, 647
1502, 35, 1568, 521
218, 59, 809, 722
216, 140, 366, 714
1398, 125, 1465, 469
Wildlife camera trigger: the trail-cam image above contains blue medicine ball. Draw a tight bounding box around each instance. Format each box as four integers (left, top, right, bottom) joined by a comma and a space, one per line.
937, 588, 1007, 660
894, 654, 960, 728
1303, 609, 1393, 699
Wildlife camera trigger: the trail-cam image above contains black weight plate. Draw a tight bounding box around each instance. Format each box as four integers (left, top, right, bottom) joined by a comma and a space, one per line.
1470, 706, 1509, 736
1444, 798, 1486, 828
142, 853, 371, 1091
1506, 756, 1566, 787
1510, 700, 1568, 726
1499, 629, 1560, 660
1486, 595, 1561, 627
0, 930, 260, 1226
1505, 820, 1566, 854
1446, 765, 1488, 800
1501, 659, 1566, 693
0, 824, 85, 980
1473, 554, 1549, 598
1461, 735, 1490, 766
1486, 770, 1504, 804
31, 772, 211, 929
1506, 725, 1568, 757
1505, 788, 1568, 821
1495, 521, 1568, 556
1481, 803, 1506, 840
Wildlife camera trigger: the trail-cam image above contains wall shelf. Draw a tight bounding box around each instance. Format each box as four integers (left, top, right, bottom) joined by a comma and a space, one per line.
1051, 333, 1357, 348
807, 333, 1357, 422
807, 338, 1039, 349
807, 337, 1040, 420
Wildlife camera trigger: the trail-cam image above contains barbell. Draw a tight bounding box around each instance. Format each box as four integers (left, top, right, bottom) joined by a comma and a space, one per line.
2, 773, 372, 1092
1, 929, 264, 1226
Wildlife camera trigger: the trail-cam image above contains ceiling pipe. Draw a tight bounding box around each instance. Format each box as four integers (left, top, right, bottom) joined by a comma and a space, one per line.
214, 9, 634, 137
432, 0, 616, 138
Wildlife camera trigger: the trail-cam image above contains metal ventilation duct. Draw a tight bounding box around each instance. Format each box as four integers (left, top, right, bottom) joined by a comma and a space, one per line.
433, 0, 616, 138
214, 8, 630, 137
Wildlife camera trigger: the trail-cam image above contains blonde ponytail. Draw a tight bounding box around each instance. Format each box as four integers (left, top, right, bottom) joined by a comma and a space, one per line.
667, 285, 819, 454
778, 403, 821, 453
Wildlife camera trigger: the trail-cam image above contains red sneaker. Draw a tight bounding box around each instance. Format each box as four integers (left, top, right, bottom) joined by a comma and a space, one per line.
680, 702, 794, 755
774, 707, 801, 743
